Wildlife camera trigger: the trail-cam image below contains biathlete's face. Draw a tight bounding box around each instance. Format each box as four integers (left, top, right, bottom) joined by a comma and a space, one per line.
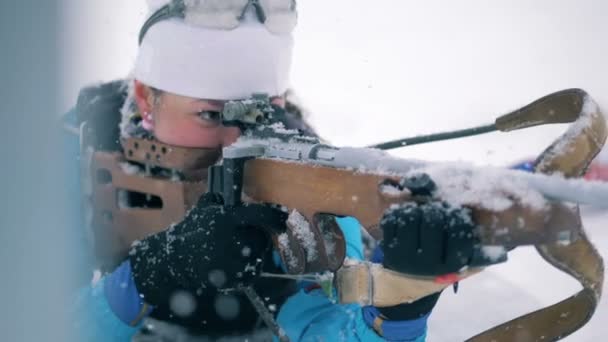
134, 80, 286, 149
134, 80, 240, 148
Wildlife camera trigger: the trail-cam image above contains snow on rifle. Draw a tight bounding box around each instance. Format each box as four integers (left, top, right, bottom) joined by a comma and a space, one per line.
208, 90, 605, 274
207, 88, 606, 341
227, 135, 608, 208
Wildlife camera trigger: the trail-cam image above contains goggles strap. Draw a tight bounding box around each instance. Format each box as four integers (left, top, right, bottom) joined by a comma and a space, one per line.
138, 1, 185, 44
241, 0, 266, 23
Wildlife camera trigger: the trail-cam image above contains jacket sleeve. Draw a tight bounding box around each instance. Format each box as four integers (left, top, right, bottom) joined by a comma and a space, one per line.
276, 289, 426, 342
274, 217, 428, 342
70, 277, 141, 342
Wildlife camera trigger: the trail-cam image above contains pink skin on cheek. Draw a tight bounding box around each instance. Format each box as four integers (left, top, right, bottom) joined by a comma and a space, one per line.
221, 126, 241, 146
154, 120, 241, 148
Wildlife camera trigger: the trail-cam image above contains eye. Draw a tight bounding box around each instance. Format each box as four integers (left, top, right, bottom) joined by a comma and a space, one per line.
197, 110, 222, 124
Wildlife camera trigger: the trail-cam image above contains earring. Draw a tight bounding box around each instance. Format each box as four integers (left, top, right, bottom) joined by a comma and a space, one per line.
142, 111, 154, 130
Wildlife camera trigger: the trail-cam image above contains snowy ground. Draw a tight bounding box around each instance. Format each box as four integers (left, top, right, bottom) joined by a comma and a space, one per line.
62, 1, 608, 340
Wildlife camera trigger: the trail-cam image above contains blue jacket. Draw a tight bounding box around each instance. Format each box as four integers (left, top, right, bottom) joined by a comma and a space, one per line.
64, 109, 429, 342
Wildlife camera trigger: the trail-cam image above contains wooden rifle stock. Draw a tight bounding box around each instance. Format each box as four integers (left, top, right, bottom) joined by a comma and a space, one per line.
214, 88, 606, 341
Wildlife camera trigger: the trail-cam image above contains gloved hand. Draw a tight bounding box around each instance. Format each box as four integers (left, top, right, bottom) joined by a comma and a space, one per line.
376, 200, 478, 321
129, 192, 288, 308
381, 201, 478, 277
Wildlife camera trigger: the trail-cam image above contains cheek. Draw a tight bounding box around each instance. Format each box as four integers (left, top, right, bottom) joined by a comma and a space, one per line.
221, 127, 241, 147
153, 118, 241, 148
153, 120, 222, 148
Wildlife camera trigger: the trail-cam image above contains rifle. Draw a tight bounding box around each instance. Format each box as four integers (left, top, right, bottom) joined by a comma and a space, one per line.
86, 88, 605, 341
206, 89, 606, 341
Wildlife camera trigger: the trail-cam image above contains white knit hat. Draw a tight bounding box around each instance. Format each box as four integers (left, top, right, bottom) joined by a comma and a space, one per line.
133, 0, 295, 100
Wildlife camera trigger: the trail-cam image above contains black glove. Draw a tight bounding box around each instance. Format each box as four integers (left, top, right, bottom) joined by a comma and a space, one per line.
129, 192, 288, 308
381, 201, 477, 276
377, 200, 478, 320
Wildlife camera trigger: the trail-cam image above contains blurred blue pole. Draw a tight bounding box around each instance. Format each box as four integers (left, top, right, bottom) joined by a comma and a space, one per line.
0, 1, 75, 341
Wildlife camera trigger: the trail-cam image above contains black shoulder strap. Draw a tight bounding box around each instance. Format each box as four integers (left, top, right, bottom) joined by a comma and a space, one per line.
76, 80, 128, 151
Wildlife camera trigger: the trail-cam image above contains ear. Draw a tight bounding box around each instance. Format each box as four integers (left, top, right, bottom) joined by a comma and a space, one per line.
133, 80, 156, 115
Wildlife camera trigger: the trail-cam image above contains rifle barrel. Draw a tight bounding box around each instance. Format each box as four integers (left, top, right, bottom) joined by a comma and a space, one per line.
521, 171, 608, 206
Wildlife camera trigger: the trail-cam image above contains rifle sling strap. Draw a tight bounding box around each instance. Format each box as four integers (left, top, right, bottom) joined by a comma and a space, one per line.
336, 261, 482, 307
467, 92, 606, 341
334, 91, 605, 341
467, 233, 603, 341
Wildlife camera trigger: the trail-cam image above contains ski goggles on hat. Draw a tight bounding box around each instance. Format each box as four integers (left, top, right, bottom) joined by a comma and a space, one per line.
139, 0, 298, 44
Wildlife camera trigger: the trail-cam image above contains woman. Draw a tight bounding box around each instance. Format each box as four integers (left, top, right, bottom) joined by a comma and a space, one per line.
69, 1, 478, 341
